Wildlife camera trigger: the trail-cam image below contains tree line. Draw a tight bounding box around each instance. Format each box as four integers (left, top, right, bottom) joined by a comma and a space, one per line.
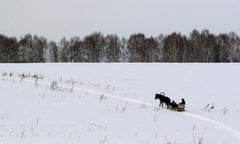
0, 29, 240, 63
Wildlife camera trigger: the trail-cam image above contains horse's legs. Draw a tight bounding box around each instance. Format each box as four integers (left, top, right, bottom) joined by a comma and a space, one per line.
159, 102, 164, 107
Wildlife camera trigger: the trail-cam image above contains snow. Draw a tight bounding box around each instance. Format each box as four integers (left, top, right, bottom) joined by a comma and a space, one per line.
0, 63, 240, 144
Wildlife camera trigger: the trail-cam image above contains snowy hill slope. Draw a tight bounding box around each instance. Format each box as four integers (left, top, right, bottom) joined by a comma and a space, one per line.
0, 63, 240, 144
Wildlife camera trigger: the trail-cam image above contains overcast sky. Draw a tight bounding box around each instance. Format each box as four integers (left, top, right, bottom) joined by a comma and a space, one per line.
0, 0, 239, 41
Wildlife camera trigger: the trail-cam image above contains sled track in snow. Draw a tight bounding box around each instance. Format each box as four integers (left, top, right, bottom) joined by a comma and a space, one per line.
1, 76, 240, 141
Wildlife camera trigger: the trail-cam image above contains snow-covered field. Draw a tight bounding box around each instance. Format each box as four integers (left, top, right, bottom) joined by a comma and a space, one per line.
0, 63, 240, 144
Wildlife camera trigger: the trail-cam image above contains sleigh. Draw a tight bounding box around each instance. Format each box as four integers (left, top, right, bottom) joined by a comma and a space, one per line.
168, 103, 185, 112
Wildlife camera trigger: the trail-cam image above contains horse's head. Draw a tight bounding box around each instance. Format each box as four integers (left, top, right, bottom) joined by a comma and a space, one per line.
154, 93, 159, 99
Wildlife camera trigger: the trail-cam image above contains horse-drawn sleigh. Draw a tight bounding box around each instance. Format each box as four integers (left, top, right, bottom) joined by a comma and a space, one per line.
155, 92, 185, 112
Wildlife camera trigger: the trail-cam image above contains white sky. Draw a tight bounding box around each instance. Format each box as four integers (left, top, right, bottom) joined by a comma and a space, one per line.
0, 0, 239, 41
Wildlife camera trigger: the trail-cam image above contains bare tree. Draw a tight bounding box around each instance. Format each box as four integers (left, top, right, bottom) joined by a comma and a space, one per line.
18, 34, 46, 62
0, 34, 19, 62
105, 34, 121, 62
83, 32, 105, 62
128, 33, 146, 62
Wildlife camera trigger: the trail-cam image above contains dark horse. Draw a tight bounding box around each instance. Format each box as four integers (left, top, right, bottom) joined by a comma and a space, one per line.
155, 93, 171, 108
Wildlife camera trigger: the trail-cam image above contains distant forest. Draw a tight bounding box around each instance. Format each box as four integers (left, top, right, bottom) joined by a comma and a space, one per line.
1, 29, 240, 63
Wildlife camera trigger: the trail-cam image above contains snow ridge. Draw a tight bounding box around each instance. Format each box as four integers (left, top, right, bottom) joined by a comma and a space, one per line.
182, 112, 240, 140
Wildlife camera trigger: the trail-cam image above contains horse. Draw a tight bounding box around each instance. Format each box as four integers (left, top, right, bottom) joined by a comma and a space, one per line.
154, 93, 171, 108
